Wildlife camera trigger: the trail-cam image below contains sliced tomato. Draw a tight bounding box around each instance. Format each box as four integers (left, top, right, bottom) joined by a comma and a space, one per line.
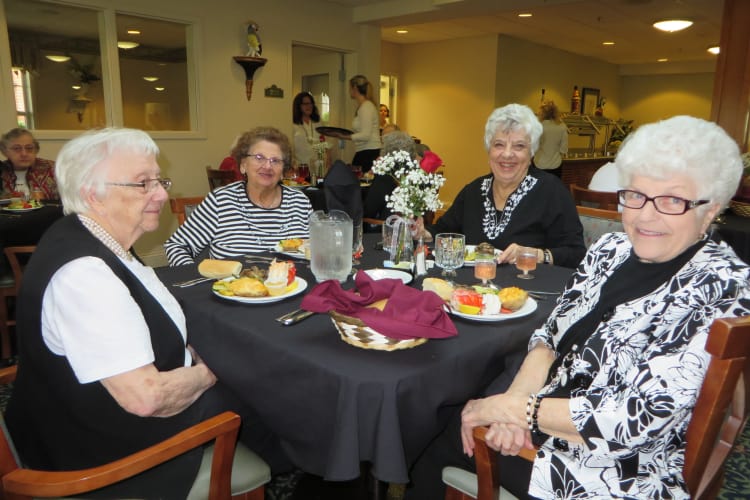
286, 262, 297, 285
452, 288, 483, 308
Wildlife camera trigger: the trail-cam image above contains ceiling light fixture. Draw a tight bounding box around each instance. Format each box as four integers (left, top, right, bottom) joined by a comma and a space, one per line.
155, 86, 165, 91
518, 13, 532, 18
396, 29, 408, 34
127, 29, 141, 35
707, 45, 720, 55
143, 76, 159, 82
45, 54, 71, 63
652, 19, 693, 32
117, 41, 140, 49
602, 41, 615, 46
657, 58, 669, 62
72, 84, 82, 90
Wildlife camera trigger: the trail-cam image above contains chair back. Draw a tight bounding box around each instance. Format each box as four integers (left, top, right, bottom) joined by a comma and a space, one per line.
170, 197, 205, 225
576, 205, 622, 248
0, 365, 22, 480
3, 246, 36, 295
570, 184, 619, 210
206, 166, 236, 190
684, 316, 750, 499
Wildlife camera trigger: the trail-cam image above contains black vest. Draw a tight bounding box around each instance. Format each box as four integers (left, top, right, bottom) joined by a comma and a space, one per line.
5, 215, 205, 499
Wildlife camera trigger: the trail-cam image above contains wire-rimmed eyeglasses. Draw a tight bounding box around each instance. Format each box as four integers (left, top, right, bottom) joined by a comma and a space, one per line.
8, 145, 36, 153
244, 153, 285, 168
107, 178, 172, 194
617, 189, 710, 215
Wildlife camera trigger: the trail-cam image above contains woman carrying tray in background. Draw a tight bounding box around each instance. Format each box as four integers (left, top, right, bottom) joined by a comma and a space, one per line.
165, 126, 312, 265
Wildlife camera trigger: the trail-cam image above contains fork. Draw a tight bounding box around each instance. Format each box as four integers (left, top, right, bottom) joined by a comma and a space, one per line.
172, 277, 213, 287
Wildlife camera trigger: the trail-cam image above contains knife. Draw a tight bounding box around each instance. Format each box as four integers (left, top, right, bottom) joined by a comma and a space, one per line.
276, 309, 315, 325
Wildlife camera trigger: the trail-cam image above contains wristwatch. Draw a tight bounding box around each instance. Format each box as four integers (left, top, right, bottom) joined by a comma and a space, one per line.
543, 249, 553, 264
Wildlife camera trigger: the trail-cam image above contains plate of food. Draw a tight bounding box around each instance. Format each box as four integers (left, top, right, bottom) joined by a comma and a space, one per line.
423, 278, 536, 322
212, 260, 306, 303
463, 244, 502, 267
3, 199, 43, 212
274, 238, 309, 259
316, 126, 353, 137
364, 268, 412, 285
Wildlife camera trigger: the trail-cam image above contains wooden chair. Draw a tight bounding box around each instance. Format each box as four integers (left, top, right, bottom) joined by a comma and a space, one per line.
0, 247, 35, 360
170, 196, 205, 225
206, 166, 237, 190
0, 363, 270, 499
443, 315, 750, 499
576, 205, 623, 248
570, 184, 619, 211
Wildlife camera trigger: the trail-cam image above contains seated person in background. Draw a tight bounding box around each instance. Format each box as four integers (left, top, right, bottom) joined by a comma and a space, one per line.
5, 128, 289, 498
381, 122, 400, 136
218, 154, 243, 182
588, 160, 622, 192
165, 126, 312, 264
404, 115, 750, 499
418, 103, 585, 268
363, 130, 417, 223
0, 127, 59, 200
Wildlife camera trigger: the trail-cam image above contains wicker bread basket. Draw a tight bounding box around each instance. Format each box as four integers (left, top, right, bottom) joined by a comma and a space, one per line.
729, 199, 750, 218
329, 311, 427, 351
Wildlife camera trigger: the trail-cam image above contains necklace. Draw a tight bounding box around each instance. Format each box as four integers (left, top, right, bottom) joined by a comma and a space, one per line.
78, 214, 134, 261
302, 119, 315, 143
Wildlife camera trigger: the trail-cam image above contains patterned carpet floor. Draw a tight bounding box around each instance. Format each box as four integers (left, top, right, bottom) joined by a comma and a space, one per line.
0, 381, 748, 498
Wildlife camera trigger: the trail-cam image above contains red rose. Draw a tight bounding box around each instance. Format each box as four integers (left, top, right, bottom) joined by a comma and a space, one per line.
420, 151, 442, 173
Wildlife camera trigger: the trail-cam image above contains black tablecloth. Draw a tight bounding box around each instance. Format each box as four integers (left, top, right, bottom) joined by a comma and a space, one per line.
0, 204, 63, 275
157, 233, 573, 483
716, 212, 750, 264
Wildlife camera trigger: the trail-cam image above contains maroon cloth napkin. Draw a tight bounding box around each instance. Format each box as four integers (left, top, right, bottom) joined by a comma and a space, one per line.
301, 270, 457, 340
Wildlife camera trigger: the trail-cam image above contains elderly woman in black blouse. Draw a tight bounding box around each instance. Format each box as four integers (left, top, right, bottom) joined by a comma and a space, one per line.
418, 104, 585, 268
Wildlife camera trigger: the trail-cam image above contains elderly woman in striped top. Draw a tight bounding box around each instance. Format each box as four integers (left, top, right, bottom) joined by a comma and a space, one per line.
165, 127, 312, 265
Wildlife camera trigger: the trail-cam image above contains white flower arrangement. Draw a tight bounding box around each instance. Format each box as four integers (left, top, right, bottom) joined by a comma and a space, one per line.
310, 138, 331, 161
371, 149, 445, 218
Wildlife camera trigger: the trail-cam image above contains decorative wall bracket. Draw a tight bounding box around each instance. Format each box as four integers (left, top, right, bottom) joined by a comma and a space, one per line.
233, 56, 267, 100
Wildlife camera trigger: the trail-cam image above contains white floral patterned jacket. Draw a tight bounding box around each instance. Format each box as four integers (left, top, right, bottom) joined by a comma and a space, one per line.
528, 232, 750, 499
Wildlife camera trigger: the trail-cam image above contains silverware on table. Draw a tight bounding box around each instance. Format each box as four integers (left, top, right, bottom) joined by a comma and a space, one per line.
172, 277, 213, 287
276, 308, 315, 325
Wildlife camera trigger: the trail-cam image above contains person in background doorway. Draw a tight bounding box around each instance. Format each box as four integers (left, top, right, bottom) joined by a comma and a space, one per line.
533, 101, 568, 178
379, 103, 391, 134
292, 91, 324, 170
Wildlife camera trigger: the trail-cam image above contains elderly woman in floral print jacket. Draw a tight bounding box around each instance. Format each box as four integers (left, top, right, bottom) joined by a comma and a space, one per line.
404, 116, 750, 500
457, 116, 750, 499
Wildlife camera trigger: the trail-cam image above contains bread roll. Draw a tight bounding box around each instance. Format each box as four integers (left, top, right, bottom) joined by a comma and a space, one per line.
198, 259, 242, 279
422, 277, 454, 301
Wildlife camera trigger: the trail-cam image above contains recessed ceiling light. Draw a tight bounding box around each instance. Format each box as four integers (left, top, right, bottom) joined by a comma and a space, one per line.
707, 45, 720, 55
45, 54, 71, 63
518, 13, 532, 18
71, 84, 81, 90
602, 41, 615, 46
155, 86, 165, 91
396, 29, 408, 34
117, 41, 140, 49
127, 29, 141, 35
653, 19, 693, 32
657, 58, 669, 62
143, 76, 159, 82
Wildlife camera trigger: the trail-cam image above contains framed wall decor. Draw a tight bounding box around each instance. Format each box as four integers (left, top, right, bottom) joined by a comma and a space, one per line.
581, 87, 600, 115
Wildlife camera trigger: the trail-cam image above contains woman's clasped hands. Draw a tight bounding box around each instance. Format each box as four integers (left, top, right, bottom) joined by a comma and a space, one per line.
459, 392, 534, 458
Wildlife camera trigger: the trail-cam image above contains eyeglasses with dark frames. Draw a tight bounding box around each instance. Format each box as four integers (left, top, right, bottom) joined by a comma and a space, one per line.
8, 145, 36, 153
617, 189, 710, 215
107, 178, 172, 194
244, 153, 285, 168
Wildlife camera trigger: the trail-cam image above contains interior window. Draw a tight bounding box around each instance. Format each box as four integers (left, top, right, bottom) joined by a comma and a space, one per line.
116, 14, 191, 131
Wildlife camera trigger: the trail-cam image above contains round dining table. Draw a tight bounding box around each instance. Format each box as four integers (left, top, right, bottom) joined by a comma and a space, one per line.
0, 203, 63, 276
156, 233, 574, 487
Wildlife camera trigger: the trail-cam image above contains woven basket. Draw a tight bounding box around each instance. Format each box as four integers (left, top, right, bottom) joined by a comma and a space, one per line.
329, 311, 427, 351
730, 199, 750, 218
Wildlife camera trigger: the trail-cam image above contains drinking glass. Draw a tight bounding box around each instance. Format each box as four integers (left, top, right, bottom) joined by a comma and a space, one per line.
474, 254, 497, 288
515, 246, 538, 280
435, 233, 465, 279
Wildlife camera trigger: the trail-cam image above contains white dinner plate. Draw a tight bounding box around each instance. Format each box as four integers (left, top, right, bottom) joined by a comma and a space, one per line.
2, 205, 43, 213
212, 277, 308, 304
0, 199, 11, 206
448, 297, 537, 322
364, 268, 413, 285
273, 240, 309, 260
463, 244, 502, 267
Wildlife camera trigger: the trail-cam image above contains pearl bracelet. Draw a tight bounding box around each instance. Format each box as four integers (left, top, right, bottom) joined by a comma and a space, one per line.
532, 393, 545, 434
526, 393, 535, 431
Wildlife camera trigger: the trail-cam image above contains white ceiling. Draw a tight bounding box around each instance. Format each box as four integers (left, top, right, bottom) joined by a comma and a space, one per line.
325, 0, 723, 67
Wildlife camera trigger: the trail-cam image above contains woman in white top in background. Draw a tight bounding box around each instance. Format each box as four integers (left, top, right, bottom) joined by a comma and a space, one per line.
533, 101, 568, 178
332, 75, 381, 173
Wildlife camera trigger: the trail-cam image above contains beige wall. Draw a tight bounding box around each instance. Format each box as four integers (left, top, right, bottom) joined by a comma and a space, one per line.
620, 73, 714, 125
